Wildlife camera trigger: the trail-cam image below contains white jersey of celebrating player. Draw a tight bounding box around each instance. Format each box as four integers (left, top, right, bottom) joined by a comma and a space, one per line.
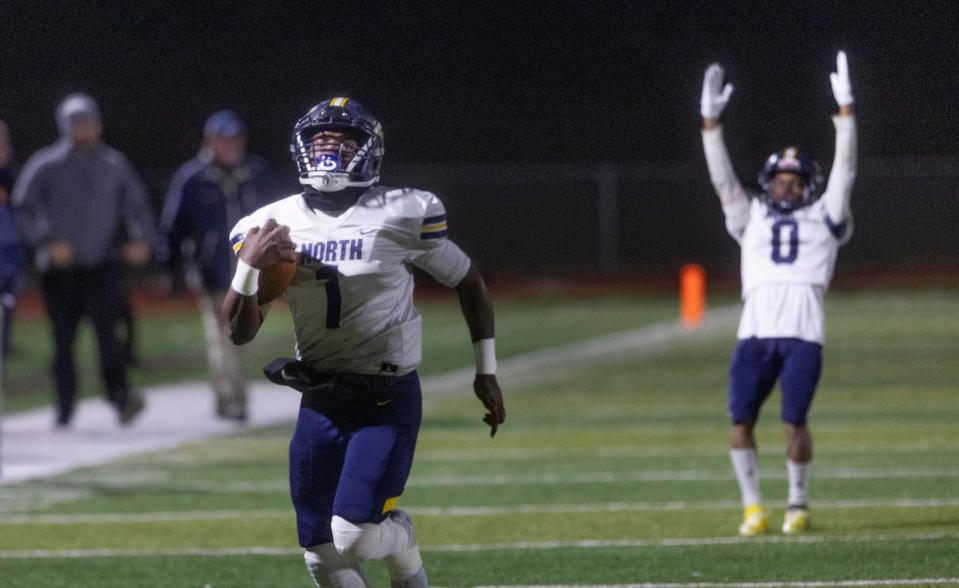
230, 186, 471, 375
703, 115, 857, 344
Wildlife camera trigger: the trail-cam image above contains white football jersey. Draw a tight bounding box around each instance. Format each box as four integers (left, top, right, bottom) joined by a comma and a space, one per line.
739, 198, 845, 295
230, 186, 471, 376
736, 199, 844, 342
702, 116, 857, 344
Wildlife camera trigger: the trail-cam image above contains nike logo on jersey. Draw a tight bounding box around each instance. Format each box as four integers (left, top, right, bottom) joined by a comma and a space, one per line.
299, 239, 364, 264
376, 399, 392, 407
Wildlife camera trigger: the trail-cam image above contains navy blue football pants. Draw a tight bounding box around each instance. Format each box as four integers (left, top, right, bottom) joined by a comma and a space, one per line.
289, 371, 422, 548
728, 337, 822, 426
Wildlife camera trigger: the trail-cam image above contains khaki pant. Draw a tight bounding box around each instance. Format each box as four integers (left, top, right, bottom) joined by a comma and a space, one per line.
197, 289, 247, 420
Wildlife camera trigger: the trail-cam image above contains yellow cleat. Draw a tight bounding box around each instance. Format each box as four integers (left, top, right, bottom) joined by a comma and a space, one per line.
738, 504, 768, 536
782, 507, 811, 535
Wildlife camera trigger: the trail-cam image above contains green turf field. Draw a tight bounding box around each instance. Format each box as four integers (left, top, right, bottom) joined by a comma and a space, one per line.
2, 292, 684, 413
1, 290, 958, 587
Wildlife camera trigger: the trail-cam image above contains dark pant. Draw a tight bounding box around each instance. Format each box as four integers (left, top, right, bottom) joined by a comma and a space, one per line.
40, 265, 131, 423
119, 290, 136, 366
0, 295, 13, 359
728, 337, 823, 426
288, 371, 422, 548
0, 271, 19, 359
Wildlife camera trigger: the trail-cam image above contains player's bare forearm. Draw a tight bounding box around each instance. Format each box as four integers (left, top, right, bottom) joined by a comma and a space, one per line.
455, 262, 494, 342
221, 288, 263, 345
702, 117, 721, 130
837, 104, 854, 117
455, 262, 506, 436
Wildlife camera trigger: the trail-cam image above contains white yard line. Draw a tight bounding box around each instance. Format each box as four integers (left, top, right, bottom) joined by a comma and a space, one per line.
4, 497, 959, 525
408, 497, 959, 516
0, 531, 957, 559
425, 531, 959, 553
404, 467, 959, 487
0, 307, 739, 487
61, 466, 952, 493
0, 546, 302, 559
472, 580, 959, 588
0, 509, 292, 525
417, 441, 959, 461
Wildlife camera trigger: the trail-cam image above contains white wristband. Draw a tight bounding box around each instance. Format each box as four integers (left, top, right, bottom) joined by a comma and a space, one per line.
231, 259, 260, 296
473, 338, 497, 375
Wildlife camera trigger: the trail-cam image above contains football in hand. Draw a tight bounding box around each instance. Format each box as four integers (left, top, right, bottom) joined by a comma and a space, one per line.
257, 258, 298, 304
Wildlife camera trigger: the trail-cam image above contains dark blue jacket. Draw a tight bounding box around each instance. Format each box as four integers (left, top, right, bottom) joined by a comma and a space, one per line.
159, 152, 280, 291
0, 167, 23, 295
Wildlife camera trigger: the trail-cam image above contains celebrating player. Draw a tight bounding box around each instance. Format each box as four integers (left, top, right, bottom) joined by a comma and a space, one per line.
700, 52, 857, 535
222, 98, 505, 587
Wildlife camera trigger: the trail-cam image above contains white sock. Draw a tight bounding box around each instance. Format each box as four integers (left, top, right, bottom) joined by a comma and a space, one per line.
787, 460, 811, 508
383, 514, 424, 582
304, 543, 371, 588
730, 448, 762, 507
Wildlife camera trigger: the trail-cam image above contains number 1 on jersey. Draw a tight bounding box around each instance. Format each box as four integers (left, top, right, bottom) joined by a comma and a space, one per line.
315, 265, 341, 328
771, 219, 799, 264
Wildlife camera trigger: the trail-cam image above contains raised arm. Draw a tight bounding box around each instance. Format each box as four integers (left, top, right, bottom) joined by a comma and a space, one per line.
700, 63, 750, 240
822, 51, 857, 236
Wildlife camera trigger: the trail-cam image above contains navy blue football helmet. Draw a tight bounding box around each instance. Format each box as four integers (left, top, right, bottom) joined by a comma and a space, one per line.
290, 98, 384, 192
757, 147, 824, 213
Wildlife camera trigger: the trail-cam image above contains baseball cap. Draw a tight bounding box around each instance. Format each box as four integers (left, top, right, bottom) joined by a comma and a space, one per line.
204, 110, 246, 138
56, 93, 101, 136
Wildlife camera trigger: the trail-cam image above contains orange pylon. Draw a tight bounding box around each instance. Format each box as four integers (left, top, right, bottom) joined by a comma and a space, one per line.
680, 264, 706, 328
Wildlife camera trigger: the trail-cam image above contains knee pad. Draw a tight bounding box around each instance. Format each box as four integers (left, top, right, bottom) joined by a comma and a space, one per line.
331, 516, 386, 562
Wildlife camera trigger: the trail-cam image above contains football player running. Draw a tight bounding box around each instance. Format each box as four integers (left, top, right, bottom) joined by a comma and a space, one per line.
222, 98, 505, 587
700, 52, 856, 536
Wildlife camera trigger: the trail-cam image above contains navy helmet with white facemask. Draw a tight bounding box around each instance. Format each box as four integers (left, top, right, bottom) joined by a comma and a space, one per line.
290, 98, 384, 192
757, 147, 824, 214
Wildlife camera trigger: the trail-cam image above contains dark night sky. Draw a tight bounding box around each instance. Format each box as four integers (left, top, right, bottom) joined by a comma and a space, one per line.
1, 1, 957, 177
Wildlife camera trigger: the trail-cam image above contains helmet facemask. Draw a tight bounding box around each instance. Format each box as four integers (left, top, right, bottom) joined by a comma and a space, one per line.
757, 147, 823, 214
294, 126, 379, 191
767, 173, 810, 213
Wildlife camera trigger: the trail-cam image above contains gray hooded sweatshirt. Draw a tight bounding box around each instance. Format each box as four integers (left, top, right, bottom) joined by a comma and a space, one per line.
12, 93, 156, 271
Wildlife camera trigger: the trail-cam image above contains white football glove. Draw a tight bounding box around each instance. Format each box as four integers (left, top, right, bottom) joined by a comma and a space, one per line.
830, 50, 854, 107
700, 63, 734, 120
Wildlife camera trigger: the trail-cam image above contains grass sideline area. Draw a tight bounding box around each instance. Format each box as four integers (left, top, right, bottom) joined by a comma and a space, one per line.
3, 290, 684, 414
0, 289, 957, 586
